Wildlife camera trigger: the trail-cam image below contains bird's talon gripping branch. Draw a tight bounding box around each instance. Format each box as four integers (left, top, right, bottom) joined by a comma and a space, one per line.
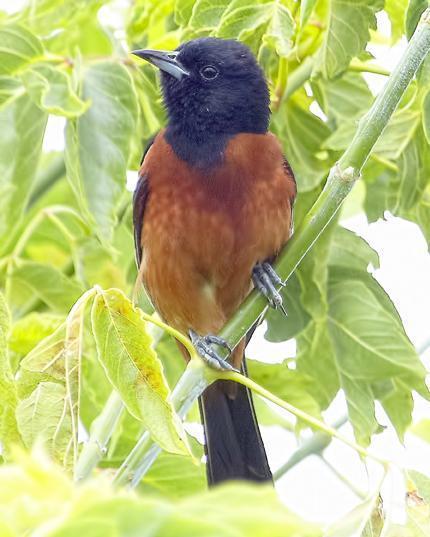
252, 262, 286, 312
189, 329, 238, 372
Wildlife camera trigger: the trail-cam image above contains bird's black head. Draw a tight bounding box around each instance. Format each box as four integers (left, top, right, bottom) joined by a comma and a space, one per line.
132, 38, 270, 168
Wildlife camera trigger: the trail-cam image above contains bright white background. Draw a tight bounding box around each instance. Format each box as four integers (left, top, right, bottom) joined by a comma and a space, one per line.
2, 1, 430, 529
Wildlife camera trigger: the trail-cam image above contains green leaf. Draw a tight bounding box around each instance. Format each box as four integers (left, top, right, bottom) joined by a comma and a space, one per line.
393, 130, 430, 212
329, 227, 379, 271
247, 360, 322, 422
17, 0, 113, 56
139, 441, 206, 499
0, 450, 75, 535
63, 292, 89, 469
8, 312, 63, 355
216, 0, 295, 57
327, 277, 427, 445
423, 90, 430, 143
21, 64, 90, 118
53, 483, 322, 537
385, 0, 409, 42
297, 228, 427, 444
0, 24, 43, 75
65, 62, 138, 244
405, 0, 429, 40
273, 100, 333, 191
0, 453, 322, 537
408, 470, 430, 504
175, 0, 198, 26
0, 291, 21, 456
16, 381, 73, 466
265, 273, 311, 342
20, 323, 68, 382
315, 0, 384, 79
374, 108, 421, 160
0, 76, 23, 109
91, 288, 190, 455
374, 379, 413, 441
9, 261, 84, 314
300, 0, 318, 27
296, 320, 340, 410
261, 2, 295, 57
312, 72, 374, 123
326, 493, 382, 537
18, 291, 90, 469
296, 219, 336, 320
410, 418, 430, 443
0, 94, 47, 253
188, 0, 231, 29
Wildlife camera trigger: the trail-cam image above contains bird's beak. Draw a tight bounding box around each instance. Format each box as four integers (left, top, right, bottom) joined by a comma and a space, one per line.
131, 49, 189, 80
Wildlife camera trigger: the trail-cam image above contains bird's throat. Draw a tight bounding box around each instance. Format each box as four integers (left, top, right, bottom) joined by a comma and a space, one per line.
165, 125, 231, 169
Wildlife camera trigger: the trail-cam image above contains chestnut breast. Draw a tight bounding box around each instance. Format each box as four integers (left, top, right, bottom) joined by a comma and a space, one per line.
138, 131, 295, 333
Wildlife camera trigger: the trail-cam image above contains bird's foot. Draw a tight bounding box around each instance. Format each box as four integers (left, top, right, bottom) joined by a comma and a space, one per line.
189, 330, 238, 372
252, 262, 287, 315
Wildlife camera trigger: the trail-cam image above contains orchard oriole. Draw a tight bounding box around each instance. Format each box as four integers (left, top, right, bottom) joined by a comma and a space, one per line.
132, 38, 296, 485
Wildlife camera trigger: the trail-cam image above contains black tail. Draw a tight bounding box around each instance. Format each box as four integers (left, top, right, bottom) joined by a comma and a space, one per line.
198, 366, 272, 486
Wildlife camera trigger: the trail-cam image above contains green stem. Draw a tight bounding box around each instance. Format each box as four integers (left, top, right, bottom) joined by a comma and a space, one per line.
273, 57, 289, 109
371, 153, 399, 172
219, 9, 430, 350
283, 56, 314, 101
224, 372, 388, 466
349, 59, 390, 76
273, 415, 348, 480
280, 57, 389, 104
319, 455, 367, 499
75, 390, 125, 481
113, 359, 210, 488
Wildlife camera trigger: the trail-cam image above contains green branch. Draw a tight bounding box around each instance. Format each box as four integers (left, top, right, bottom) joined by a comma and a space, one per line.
224, 372, 388, 466
273, 415, 348, 480
75, 390, 125, 481
112, 359, 210, 488
319, 455, 367, 499
279, 56, 389, 104
219, 8, 430, 351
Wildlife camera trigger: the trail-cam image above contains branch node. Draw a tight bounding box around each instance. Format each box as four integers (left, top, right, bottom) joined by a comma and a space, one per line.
334, 163, 360, 183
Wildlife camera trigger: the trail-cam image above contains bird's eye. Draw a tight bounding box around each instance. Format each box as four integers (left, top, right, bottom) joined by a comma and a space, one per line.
200, 65, 219, 80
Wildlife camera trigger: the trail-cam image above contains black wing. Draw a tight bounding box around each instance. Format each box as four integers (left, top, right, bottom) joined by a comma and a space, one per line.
283, 157, 297, 206
133, 136, 156, 267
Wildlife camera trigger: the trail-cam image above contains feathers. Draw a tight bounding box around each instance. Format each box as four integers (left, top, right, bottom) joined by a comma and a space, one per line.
132, 128, 295, 485
134, 130, 295, 335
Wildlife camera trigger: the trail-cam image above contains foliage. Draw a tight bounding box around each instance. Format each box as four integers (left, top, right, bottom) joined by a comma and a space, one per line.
0, 0, 429, 536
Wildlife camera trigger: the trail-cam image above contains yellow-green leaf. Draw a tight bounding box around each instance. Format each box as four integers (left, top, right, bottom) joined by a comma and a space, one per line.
16, 382, 73, 466
0, 95, 47, 253
91, 288, 189, 456
0, 291, 22, 456
0, 24, 43, 75
65, 61, 138, 244
21, 64, 90, 118
315, 0, 384, 79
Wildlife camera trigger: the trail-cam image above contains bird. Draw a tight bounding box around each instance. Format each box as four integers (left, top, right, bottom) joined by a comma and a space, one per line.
131, 37, 296, 486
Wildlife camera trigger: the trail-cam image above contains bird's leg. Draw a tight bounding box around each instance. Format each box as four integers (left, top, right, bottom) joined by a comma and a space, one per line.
252, 262, 287, 315
189, 329, 238, 372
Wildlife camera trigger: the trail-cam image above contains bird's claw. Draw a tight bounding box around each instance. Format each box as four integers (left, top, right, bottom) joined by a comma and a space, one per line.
252, 262, 287, 315
189, 330, 238, 372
